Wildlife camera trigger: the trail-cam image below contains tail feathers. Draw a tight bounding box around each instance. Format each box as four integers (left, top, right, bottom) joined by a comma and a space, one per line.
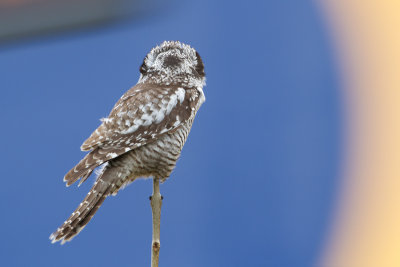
50, 178, 115, 244
64, 148, 105, 187
64, 147, 128, 186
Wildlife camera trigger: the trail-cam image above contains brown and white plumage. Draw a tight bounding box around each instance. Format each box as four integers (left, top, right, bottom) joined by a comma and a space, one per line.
50, 41, 205, 244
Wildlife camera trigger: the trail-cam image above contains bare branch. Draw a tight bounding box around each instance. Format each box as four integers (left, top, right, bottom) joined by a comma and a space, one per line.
150, 178, 162, 267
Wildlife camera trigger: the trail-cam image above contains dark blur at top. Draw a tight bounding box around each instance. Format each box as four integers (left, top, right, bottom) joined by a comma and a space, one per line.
0, 0, 153, 43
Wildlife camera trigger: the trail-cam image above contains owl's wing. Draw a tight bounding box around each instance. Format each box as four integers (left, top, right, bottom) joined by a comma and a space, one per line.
64, 83, 203, 186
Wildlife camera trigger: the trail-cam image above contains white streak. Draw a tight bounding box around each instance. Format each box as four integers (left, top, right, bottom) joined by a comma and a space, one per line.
176, 88, 185, 104
106, 152, 118, 158
121, 124, 139, 134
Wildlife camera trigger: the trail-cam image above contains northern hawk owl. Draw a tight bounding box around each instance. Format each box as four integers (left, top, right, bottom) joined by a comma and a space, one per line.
50, 41, 206, 244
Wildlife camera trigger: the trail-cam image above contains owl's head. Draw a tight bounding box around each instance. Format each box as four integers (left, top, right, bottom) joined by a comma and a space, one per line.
139, 41, 205, 87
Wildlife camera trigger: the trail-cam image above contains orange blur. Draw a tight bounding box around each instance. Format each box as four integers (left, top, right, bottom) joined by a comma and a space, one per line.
317, 1, 400, 267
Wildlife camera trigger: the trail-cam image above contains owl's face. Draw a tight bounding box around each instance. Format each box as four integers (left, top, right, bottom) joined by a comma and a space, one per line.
139, 41, 205, 87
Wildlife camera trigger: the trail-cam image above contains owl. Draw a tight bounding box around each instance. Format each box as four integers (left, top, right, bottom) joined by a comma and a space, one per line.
50, 41, 206, 244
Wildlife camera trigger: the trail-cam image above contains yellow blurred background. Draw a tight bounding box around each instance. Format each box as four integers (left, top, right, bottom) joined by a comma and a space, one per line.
318, 1, 400, 266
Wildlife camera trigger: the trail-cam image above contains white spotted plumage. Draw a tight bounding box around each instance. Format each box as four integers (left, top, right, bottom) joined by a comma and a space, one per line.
50, 41, 206, 244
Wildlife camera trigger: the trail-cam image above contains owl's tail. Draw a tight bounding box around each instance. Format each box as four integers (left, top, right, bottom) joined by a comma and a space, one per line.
50, 171, 116, 244
64, 147, 128, 187
63, 147, 104, 187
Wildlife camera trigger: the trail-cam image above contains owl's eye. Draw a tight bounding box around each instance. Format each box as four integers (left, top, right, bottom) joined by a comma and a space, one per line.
140, 62, 147, 74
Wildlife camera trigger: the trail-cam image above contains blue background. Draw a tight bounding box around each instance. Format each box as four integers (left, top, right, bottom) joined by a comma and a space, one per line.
0, 0, 341, 266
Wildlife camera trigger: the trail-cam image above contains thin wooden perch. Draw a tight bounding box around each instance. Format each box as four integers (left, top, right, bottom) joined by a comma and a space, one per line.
150, 178, 162, 267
